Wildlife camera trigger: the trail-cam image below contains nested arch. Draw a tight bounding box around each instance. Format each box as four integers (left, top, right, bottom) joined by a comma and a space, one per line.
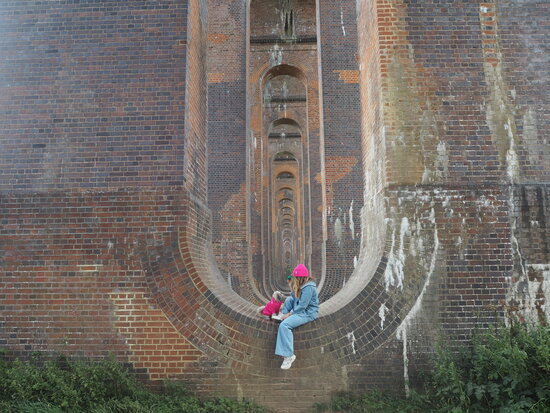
261, 75, 308, 291
269, 119, 302, 139
273, 152, 297, 162
142, 0, 442, 390
276, 172, 295, 180
203, 0, 388, 314
264, 74, 306, 103
271, 118, 301, 130
262, 65, 307, 100
270, 150, 303, 288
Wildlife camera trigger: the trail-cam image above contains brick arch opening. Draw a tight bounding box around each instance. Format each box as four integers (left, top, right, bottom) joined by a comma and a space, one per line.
196, 0, 392, 317
243, 0, 385, 307
271, 117, 301, 129
263, 64, 307, 84
269, 119, 302, 139
271, 150, 302, 289
140, 0, 442, 406
246, 63, 313, 298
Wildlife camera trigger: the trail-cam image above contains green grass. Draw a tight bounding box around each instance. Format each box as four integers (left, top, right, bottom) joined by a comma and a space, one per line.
0, 352, 264, 412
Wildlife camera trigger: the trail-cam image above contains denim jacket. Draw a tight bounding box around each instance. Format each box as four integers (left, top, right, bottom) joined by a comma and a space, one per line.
283, 281, 319, 319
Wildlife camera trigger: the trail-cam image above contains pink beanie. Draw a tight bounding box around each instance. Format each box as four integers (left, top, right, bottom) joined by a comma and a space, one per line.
293, 264, 309, 277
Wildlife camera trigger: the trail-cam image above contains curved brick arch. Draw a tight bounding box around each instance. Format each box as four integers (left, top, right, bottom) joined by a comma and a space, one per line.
251, 62, 315, 91
262, 63, 308, 84
139, 187, 439, 373
270, 117, 302, 131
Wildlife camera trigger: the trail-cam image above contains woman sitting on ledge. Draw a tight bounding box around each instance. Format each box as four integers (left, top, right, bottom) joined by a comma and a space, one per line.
275, 264, 319, 370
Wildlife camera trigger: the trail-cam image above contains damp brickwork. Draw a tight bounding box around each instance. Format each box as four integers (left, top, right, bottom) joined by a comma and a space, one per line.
184, 0, 209, 202
206, 0, 251, 300
507, 184, 550, 325
317, 0, 363, 301
0, 0, 549, 412
487, 1, 550, 183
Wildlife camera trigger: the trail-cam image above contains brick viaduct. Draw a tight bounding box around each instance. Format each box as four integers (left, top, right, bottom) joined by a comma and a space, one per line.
0, 0, 549, 411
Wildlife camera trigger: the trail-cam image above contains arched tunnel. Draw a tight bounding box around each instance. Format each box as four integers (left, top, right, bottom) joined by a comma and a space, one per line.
143, 0, 456, 409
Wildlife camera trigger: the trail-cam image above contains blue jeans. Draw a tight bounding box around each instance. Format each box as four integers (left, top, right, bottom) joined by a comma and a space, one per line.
275, 313, 315, 357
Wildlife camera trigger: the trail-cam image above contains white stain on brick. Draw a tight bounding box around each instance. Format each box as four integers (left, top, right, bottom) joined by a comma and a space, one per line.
384, 217, 410, 291
346, 331, 356, 355
384, 227, 396, 291
269, 45, 283, 66
227, 272, 233, 291
349, 200, 355, 240
397, 217, 410, 289
379, 303, 388, 329
523, 108, 542, 167
507, 264, 550, 325
532, 265, 550, 321
436, 141, 449, 179
340, 2, 346, 36
505, 119, 520, 183
397, 223, 439, 334
334, 217, 343, 248
396, 209, 439, 397
397, 327, 410, 397
511, 217, 527, 278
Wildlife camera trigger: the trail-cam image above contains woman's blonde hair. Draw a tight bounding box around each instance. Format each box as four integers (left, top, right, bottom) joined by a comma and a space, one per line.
292, 275, 315, 298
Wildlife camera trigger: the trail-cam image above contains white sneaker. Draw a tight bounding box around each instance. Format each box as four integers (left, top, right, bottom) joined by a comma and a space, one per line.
271, 313, 283, 321
281, 354, 296, 370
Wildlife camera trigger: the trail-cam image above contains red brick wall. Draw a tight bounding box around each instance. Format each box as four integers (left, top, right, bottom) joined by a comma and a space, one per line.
206, 0, 251, 299
0, 0, 549, 411
0, 0, 188, 192
318, 0, 363, 300
352, 0, 549, 393
0, 0, 208, 387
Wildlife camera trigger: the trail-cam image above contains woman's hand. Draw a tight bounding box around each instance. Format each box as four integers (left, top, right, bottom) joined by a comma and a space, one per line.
281, 312, 292, 320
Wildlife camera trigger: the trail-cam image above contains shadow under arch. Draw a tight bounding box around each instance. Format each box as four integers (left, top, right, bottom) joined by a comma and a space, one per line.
262, 63, 307, 85
270, 117, 302, 131
273, 151, 297, 162
276, 171, 295, 180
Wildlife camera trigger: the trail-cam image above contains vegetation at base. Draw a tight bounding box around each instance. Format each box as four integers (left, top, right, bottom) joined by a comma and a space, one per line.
315, 322, 550, 413
1, 323, 548, 412
0, 350, 263, 413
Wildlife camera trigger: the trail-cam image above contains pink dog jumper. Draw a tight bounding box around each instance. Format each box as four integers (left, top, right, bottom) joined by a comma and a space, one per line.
261, 297, 283, 316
